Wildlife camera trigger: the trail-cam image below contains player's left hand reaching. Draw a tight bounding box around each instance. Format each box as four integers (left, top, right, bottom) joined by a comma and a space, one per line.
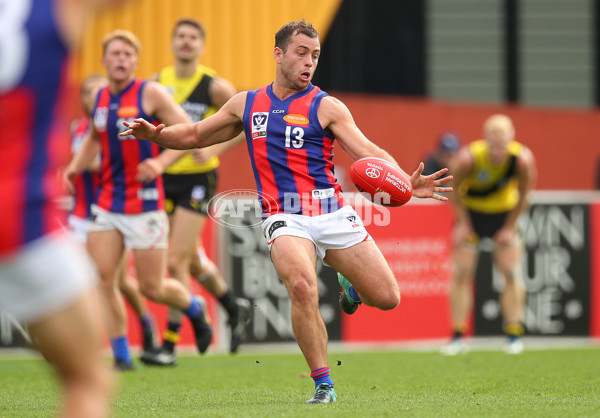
121, 118, 164, 141
410, 162, 453, 201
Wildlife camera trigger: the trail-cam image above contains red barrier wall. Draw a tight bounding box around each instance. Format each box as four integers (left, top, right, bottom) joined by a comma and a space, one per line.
216, 95, 600, 193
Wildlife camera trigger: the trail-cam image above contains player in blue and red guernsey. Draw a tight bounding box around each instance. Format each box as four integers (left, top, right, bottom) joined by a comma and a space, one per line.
64, 29, 212, 371
123, 20, 453, 403
0, 0, 135, 416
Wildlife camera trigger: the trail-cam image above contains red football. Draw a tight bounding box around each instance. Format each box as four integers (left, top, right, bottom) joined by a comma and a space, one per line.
349, 157, 413, 207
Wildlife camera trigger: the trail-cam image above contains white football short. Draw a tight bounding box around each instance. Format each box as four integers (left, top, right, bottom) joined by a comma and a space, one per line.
68, 214, 90, 244
261, 205, 372, 266
0, 232, 97, 324
88, 204, 169, 249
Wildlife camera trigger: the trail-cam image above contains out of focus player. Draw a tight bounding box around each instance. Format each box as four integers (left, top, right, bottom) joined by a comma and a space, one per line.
68, 74, 158, 357
63, 29, 212, 370
140, 18, 250, 367
443, 114, 536, 355
0, 0, 131, 416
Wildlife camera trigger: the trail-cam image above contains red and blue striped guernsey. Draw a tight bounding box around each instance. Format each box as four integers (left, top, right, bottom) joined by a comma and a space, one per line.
92, 79, 164, 214
70, 117, 99, 220
0, 0, 71, 256
242, 83, 344, 217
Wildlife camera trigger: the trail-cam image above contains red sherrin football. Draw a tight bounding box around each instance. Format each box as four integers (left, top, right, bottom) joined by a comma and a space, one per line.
349, 157, 413, 207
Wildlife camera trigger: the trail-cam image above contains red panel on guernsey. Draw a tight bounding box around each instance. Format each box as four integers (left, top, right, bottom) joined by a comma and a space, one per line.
321, 136, 344, 209
0, 90, 32, 253
250, 88, 280, 213
120, 82, 143, 214
287, 89, 318, 215
95, 89, 114, 211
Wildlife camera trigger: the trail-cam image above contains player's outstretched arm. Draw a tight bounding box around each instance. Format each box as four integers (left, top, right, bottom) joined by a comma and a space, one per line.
121, 92, 247, 150
409, 162, 453, 201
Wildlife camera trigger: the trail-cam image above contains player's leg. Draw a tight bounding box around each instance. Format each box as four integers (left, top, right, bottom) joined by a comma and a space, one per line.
0, 235, 112, 416
161, 206, 202, 357
116, 253, 157, 355
190, 246, 252, 354
87, 229, 132, 370
132, 247, 212, 355
270, 235, 336, 404
494, 235, 526, 353
324, 240, 400, 311
28, 290, 113, 418
442, 242, 478, 355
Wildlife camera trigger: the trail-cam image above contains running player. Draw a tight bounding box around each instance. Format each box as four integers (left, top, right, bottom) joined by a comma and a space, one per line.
442, 114, 536, 355
121, 20, 452, 403
0, 0, 130, 416
141, 18, 250, 366
68, 74, 158, 357
63, 29, 212, 371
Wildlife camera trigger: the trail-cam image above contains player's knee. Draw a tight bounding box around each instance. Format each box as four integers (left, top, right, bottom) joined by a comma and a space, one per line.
138, 282, 160, 301
288, 279, 318, 305
373, 283, 400, 310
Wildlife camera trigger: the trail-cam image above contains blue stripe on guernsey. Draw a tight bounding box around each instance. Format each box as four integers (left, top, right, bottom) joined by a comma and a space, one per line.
105, 84, 127, 213
242, 89, 266, 211
23, 0, 67, 244
135, 81, 159, 212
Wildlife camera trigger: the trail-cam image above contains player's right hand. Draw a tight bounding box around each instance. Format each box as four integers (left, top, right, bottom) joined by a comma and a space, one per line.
62, 165, 77, 195
121, 118, 164, 141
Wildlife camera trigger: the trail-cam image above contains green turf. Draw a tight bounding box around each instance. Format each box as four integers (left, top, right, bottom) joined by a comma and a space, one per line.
0, 346, 599, 417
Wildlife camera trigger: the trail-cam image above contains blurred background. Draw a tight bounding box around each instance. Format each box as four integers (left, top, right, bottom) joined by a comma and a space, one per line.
4, 0, 598, 351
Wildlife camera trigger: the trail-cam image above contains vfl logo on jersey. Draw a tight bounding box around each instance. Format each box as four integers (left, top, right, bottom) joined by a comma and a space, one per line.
251, 112, 269, 140
94, 107, 108, 131
283, 114, 309, 125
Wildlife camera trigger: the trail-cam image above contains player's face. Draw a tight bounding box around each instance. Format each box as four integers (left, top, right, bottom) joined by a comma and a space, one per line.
279, 33, 320, 91
102, 39, 138, 83
486, 128, 512, 165
172, 25, 204, 62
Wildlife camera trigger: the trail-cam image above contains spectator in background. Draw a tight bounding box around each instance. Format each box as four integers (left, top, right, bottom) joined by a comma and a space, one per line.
423, 132, 461, 177
443, 114, 536, 356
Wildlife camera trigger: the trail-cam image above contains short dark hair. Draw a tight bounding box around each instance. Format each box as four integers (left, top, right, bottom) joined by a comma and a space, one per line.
275, 20, 319, 52
172, 18, 206, 40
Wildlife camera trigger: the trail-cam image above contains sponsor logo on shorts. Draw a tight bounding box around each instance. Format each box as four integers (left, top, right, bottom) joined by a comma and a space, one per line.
268, 220, 287, 239
251, 112, 269, 140
191, 185, 206, 202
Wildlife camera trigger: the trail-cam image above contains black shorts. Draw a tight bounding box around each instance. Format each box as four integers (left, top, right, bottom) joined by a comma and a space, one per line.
163, 171, 217, 216
467, 210, 509, 239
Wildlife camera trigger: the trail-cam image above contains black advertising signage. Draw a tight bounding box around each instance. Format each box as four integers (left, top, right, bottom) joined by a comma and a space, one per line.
475, 202, 590, 336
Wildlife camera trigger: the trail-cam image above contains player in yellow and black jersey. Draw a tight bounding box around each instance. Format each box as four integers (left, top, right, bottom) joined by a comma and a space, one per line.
443, 114, 537, 356
141, 18, 250, 366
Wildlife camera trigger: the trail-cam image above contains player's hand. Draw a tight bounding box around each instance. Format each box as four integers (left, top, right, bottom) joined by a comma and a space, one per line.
62, 165, 77, 194
136, 158, 163, 183
121, 118, 164, 141
410, 162, 453, 201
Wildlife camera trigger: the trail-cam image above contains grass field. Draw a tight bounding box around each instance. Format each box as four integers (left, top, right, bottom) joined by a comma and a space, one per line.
0, 344, 599, 417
